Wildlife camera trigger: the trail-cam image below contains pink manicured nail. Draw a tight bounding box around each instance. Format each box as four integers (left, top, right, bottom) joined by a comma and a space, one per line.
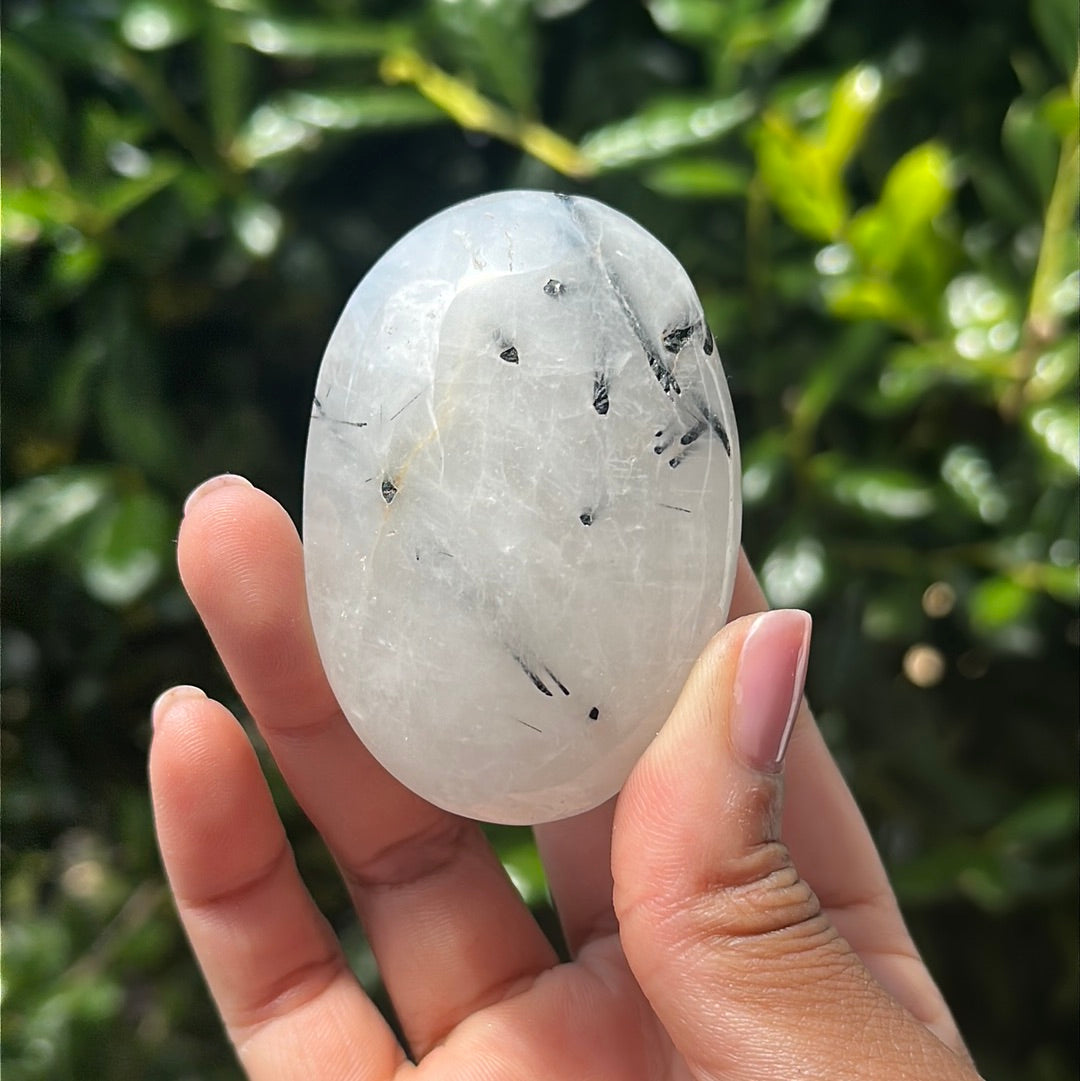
731, 610, 812, 773
151, 685, 206, 729
182, 474, 252, 516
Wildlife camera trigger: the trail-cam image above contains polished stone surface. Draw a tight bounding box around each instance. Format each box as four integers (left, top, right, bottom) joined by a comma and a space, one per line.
304, 191, 741, 823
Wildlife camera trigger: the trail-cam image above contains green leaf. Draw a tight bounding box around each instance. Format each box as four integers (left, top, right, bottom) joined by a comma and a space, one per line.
120, 0, 201, 52
753, 111, 848, 240
491, 830, 547, 906
231, 200, 283, 258
1026, 401, 1080, 473
992, 787, 1080, 847
812, 455, 937, 520
0, 186, 79, 235
1, 469, 113, 561
643, 156, 751, 198
1031, 562, 1080, 603
761, 537, 827, 608
740, 431, 788, 505
872, 335, 1021, 413
227, 15, 410, 58
534, 0, 591, 16
0, 35, 66, 167
0, 202, 44, 248
645, 0, 728, 43
895, 838, 1057, 913
1003, 98, 1061, 207
1031, 0, 1080, 79
772, 0, 834, 48
81, 100, 155, 175
502, 845, 546, 906
823, 141, 957, 331
78, 488, 173, 606
1027, 334, 1080, 402
277, 89, 443, 132
232, 89, 443, 165
92, 158, 183, 227
727, 0, 834, 63
968, 576, 1034, 633
892, 838, 985, 906
821, 65, 883, 174
848, 141, 953, 274
944, 273, 1020, 334
49, 240, 106, 295
872, 343, 957, 410
1039, 86, 1080, 140
429, 0, 537, 114
879, 141, 954, 222
836, 470, 935, 522
581, 93, 755, 172
941, 444, 1009, 524
824, 276, 921, 328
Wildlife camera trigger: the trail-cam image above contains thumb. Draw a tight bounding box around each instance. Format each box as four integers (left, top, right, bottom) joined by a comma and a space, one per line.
612, 609, 975, 1081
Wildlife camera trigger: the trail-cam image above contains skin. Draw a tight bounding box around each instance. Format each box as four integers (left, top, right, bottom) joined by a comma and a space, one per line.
150, 475, 983, 1080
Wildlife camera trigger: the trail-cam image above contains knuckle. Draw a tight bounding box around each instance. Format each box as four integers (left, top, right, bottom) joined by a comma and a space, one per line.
340, 814, 475, 892
690, 840, 828, 944
227, 955, 352, 1051
663, 840, 862, 998
638, 839, 851, 983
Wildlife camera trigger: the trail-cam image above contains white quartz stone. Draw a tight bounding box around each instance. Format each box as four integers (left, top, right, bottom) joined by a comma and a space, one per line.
303, 191, 741, 824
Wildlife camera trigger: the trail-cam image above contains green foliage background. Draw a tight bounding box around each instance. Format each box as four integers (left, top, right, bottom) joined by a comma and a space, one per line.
2, 0, 1077, 1077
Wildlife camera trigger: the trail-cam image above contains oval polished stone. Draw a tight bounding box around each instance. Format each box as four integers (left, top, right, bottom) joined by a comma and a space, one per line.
303, 191, 741, 824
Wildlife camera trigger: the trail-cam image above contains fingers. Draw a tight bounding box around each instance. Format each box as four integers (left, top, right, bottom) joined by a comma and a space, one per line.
176, 477, 557, 1058
149, 687, 404, 1081
534, 799, 618, 954
613, 611, 979, 1081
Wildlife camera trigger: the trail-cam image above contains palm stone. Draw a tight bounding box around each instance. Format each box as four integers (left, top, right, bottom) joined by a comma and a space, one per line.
303, 191, 741, 824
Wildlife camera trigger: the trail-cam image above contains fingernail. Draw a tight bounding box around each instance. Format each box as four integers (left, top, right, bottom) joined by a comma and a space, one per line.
183, 474, 251, 516
152, 685, 206, 729
732, 610, 811, 773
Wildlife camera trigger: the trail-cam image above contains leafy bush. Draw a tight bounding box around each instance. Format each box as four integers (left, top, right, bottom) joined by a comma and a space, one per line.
2, 1, 1076, 1078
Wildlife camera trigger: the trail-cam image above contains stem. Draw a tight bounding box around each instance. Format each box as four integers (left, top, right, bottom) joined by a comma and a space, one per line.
380, 50, 594, 180
1002, 63, 1080, 418
1028, 65, 1080, 340
59, 880, 169, 985
110, 44, 240, 194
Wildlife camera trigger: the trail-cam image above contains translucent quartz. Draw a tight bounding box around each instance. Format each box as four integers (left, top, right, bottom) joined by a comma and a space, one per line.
303, 191, 741, 824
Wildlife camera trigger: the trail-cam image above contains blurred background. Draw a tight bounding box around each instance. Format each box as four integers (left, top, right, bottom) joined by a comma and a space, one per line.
2, 0, 1077, 1078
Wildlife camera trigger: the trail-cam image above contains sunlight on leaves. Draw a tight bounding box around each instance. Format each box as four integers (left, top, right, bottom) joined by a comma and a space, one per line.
1027, 401, 1080, 473
761, 537, 827, 607
581, 93, 754, 172
1, 470, 112, 560
228, 14, 409, 57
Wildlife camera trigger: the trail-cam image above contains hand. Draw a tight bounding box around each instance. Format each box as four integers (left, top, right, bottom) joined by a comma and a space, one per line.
150, 475, 981, 1080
